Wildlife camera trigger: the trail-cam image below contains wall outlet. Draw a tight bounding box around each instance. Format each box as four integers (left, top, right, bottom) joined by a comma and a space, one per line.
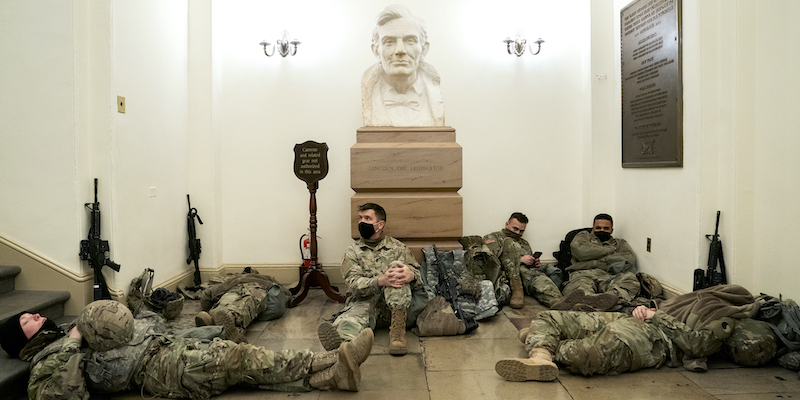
647, 237, 651, 252
117, 96, 126, 113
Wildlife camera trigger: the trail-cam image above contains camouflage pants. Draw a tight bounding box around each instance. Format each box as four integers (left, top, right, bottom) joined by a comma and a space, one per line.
520, 267, 563, 308
213, 283, 268, 330
524, 311, 668, 376
499, 239, 523, 280
140, 338, 314, 398
563, 269, 640, 303
333, 285, 427, 341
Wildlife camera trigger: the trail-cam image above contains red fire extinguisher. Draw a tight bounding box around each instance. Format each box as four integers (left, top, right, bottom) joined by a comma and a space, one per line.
299, 233, 312, 266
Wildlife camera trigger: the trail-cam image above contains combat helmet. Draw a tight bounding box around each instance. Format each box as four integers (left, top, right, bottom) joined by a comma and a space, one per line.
76, 300, 134, 351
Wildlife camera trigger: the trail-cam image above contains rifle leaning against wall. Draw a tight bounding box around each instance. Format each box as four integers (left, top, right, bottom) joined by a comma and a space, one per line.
186, 194, 203, 286
431, 245, 478, 333
79, 178, 121, 300
693, 210, 728, 291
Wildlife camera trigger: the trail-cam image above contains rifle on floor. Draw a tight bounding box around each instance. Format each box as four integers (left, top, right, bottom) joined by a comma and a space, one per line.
432, 245, 478, 333
186, 194, 203, 286
79, 178, 121, 300
693, 211, 727, 290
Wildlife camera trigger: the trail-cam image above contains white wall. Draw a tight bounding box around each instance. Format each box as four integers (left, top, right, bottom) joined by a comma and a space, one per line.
748, 1, 800, 299
213, 0, 591, 268
602, 0, 800, 300
2, 0, 798, 302
109, 0, 191, 288
0, 2, 81, 268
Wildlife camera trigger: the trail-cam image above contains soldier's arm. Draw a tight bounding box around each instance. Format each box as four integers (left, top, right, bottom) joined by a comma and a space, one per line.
600, 238, 636, 266
342, 248, 382, 298
650, 310, 733, 358
570, 231, 615, 262
28, 337, 89, 400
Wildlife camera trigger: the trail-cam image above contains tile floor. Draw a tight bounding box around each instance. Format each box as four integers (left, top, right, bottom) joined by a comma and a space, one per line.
108, 290, 800, 400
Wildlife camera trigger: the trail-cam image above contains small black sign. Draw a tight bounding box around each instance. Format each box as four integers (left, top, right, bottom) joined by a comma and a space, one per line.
293, 141, 329, 185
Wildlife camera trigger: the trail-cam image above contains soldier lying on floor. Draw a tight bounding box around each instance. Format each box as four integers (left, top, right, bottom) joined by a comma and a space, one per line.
0, 300, 373, 399
496, 284, 777, 381
190, 268, 291, 343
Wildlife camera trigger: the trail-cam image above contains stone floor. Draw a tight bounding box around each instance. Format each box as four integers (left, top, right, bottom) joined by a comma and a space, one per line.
106, 290, 800, 400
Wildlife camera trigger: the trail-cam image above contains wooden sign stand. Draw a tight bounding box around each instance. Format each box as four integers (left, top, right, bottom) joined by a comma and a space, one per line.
290, 141, 345, 306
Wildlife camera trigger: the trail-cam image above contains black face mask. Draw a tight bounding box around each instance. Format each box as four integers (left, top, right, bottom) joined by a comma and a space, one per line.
40, 319, 58, 333
358, 222, 377, 239
503, 228, 522, 240
594, 231, 612, 242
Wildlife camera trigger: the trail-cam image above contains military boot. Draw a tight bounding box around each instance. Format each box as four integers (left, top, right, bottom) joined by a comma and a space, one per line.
495, 348, 559, 382
349, 328, 374, 365
309, 341, 360, 391
551, 289, 618, 312
195, 311, 213, 327
389, 307, 407, 355
318, 321, 343, 351
310, 350, 338, 372
210, 308, 246, 343
510, 275, 525, 309
518, 327, 530, 343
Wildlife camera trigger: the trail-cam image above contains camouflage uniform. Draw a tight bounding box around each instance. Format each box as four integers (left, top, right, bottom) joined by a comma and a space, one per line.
332, 236, 427, 341
484, 230, 562, 308
27, 312, 315, 400
200, 273, 289, 330
564, 231, 639, 304
524, 310, 733, 376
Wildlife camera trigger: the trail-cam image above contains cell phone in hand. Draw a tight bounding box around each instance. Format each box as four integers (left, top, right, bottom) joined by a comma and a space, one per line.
533, 251, 543, 258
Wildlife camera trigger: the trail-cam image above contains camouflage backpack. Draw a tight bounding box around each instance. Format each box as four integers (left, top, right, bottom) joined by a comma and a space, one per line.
757, 294, 800, 351
127, 268, 184, 319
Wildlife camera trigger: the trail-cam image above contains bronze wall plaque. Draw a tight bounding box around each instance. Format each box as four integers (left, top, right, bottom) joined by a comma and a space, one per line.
621, 0, 683, 167
294, 141, 329, 185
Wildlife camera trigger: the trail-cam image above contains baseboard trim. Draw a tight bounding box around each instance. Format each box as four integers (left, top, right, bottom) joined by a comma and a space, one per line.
660, 281, 685, 299
0, 235, 90, 282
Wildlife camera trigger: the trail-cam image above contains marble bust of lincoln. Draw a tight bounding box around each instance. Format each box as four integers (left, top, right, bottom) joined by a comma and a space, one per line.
361, 4, 445, 127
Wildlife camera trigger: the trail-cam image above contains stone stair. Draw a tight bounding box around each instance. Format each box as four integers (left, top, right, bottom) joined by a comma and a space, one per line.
0, 265, 71, 399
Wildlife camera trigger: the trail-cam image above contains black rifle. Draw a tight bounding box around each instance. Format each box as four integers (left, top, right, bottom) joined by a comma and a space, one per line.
693, 211, 727, 290
431, 245, 478, 333
79, 179, 121, 300
186, 194, 203, 286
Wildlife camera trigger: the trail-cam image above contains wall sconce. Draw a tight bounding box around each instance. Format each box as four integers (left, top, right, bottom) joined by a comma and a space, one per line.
259, 30, 301, 57
503, 30, 544, 57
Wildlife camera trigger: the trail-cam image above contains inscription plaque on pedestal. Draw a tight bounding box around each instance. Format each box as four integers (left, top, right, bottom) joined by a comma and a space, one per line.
350, 127, 463, 261
621, 0, 683, 167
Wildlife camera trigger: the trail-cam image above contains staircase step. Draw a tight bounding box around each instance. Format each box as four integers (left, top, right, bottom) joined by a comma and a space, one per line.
0, 290, 71, 323
0, 265, 21, 296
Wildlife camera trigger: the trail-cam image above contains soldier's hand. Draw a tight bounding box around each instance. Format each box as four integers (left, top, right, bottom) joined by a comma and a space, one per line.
391, 262, 414, 285
632, 305, 656, 321
380, 267, 403, 288
520, 255, 535, 266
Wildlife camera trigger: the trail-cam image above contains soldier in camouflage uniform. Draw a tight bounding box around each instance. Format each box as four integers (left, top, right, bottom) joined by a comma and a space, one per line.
318, 203, 427, 356
495, 305, 735, 381
194, 269, 290, 344
484, 212, 562, 309
1, 300, 374, 399
553, 213, 639, 311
